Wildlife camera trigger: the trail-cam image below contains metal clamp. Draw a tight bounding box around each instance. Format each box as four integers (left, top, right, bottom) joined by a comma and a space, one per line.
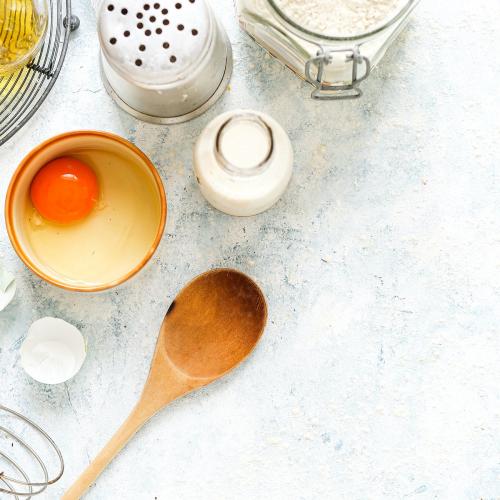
305, 47, 371, 100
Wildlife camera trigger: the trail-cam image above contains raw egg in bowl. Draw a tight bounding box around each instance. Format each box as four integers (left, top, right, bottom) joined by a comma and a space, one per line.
5, 131, 167, 292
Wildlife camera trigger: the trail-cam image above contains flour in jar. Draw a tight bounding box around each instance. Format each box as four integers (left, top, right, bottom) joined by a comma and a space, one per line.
273, 0, 407, 37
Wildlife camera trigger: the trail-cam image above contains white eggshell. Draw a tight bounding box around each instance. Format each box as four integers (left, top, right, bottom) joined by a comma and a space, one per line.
0, 269, 16, 312
20, 317, 87, 385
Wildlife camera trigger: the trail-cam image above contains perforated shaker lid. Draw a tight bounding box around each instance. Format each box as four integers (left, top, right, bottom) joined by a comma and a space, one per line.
98, 0, 212, 86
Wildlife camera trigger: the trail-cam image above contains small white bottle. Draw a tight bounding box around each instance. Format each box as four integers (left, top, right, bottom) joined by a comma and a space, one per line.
193, 109, 293, 216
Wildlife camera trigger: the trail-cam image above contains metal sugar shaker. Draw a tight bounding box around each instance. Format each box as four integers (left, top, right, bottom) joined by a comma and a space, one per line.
98, 0, 232, 123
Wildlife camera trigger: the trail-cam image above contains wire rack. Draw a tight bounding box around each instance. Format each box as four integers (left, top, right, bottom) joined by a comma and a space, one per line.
0, 0, 79, 147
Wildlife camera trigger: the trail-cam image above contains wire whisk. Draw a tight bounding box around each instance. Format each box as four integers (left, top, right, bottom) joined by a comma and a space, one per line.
0, 404, 64, 498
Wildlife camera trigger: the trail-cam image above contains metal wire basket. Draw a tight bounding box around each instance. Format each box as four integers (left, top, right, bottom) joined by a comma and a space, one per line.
0, 0, 79, 147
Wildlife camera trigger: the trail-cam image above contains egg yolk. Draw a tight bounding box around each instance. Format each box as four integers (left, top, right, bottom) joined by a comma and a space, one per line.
30, 157, 99, 223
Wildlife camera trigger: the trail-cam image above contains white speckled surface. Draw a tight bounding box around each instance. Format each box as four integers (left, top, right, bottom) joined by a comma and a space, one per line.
1, 0, 500, 499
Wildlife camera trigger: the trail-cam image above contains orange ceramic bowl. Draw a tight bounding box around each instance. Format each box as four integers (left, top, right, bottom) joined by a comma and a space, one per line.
5, 131, 167, 292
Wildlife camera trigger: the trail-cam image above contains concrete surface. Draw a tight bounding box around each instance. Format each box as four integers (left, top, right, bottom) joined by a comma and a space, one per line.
1, 0, 500, 498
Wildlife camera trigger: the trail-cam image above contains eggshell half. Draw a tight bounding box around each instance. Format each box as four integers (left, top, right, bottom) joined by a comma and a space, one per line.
0, 268, 16, 312
20, 317, 86, 384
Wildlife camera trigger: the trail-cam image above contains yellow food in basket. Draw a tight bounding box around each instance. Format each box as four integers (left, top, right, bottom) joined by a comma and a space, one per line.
0, 67, 30, 98
0, 0, 47, 75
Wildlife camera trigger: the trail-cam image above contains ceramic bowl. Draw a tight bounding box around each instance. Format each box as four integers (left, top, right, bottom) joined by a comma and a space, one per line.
5, 131, 167, 292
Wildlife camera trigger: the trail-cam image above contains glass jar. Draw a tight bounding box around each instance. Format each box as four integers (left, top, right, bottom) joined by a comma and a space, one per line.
193, 109, 293, 216
235, 0, 420, 99
0, 0, 48, 75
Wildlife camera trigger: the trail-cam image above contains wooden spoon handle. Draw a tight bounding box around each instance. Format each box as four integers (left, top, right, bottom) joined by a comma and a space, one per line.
61, 402, 157, 500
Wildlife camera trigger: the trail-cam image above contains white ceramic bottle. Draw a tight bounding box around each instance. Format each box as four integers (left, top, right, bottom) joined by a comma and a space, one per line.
193, 109, 293, 216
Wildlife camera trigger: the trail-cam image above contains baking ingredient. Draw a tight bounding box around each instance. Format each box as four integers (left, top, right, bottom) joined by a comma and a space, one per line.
194, 110, 293, 217
0, 266, 16, 312
236, 0, 417, 100
273, 0, 406, 37
20, 317, 86, 384
24, 148, 162, 287
30, 157, 99, 223
0, 0, 47, 74
218, 117, 273, 170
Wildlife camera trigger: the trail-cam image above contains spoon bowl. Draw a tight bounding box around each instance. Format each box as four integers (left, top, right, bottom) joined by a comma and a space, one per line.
63, 268, 267, 499
163, 269, 267, 378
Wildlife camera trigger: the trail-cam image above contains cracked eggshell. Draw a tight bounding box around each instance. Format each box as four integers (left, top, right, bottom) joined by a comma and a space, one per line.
0, 268, 16, 312
20, 317, 87, 384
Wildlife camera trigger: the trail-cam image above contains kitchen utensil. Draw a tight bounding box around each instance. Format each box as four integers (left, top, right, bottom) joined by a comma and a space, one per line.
0, 0, 79, 146
5, 131, 167, 292
98, 0, 233, 123
236, 0, 420, 99
62, 268, 267, 499
0, 404, 64, 497
21, 317, 87, 384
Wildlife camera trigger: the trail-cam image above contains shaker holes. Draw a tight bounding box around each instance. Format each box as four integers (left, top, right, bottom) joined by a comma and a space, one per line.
107, 0, 200, 70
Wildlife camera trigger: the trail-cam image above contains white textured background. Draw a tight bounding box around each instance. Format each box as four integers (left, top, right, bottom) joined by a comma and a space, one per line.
1, 0, 500, 499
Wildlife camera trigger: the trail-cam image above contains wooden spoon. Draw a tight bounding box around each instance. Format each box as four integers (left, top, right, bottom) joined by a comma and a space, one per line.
62, 268, 267, 499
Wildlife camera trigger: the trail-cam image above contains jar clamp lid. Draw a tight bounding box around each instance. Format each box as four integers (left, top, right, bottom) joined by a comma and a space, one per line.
237, 0, 420, 100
